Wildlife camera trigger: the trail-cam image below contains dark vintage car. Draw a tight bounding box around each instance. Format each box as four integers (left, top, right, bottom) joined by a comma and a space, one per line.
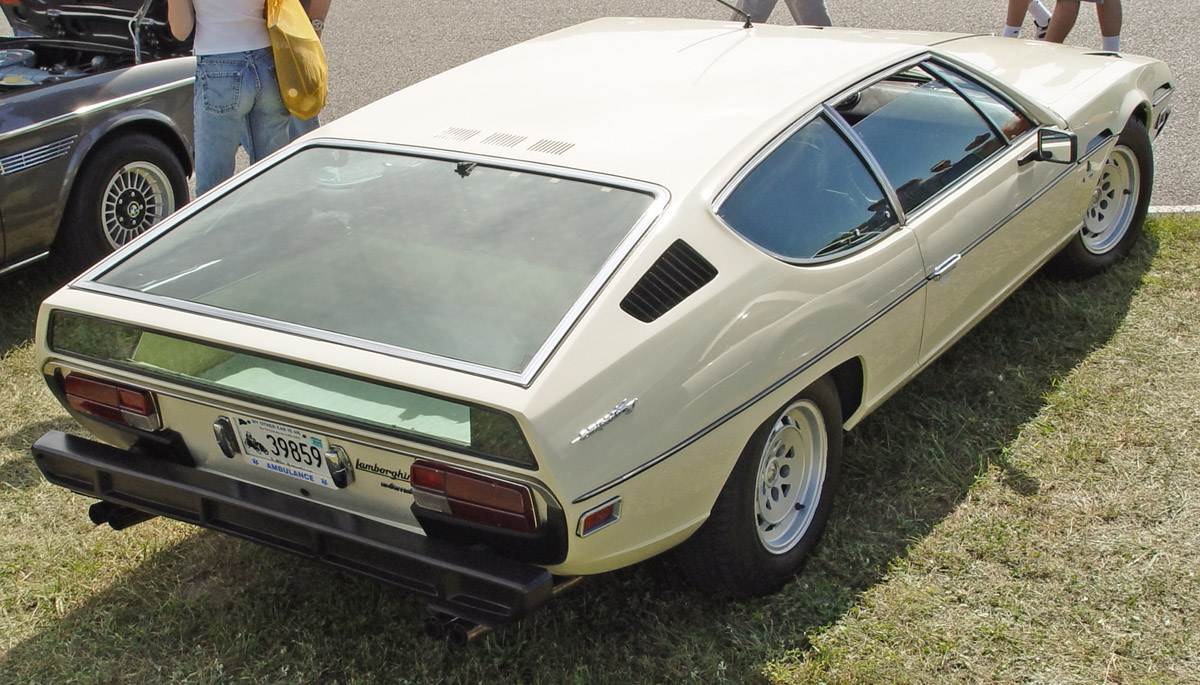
0, 0, 193, 275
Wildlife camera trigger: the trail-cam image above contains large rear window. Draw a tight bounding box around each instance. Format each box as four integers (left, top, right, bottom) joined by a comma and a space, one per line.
93, 146, 659, 377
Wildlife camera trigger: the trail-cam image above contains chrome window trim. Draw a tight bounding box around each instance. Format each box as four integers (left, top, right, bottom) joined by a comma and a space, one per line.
713, 51, 1042, 265
822, 103, 904, 223
574, 143, 1098, 504
825, 55, 1041, 226
73, 139, 671, 388
712, 110, 902, 265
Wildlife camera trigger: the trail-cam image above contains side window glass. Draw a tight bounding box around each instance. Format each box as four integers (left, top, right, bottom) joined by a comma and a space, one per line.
719, 115, 895, 261
928, 64, 1033, 142
832, 65, 1004, 213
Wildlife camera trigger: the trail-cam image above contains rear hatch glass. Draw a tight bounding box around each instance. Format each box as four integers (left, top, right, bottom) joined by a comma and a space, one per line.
90, 146, 661, 380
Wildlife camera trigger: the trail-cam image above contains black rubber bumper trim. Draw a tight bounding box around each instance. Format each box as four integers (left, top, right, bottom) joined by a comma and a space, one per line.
31, 430, 555, 626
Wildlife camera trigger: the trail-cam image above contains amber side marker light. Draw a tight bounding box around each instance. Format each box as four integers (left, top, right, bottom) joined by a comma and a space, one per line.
64, 373, 161, 432
410, 461, 537, 534
577, 497, 622, 537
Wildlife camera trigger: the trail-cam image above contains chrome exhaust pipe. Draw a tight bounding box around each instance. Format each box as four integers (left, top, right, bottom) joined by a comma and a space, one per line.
424, 612, 491, 645
445, 617, 490, 646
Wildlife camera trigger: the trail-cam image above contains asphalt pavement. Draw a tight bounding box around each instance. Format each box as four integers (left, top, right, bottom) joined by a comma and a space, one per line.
3, 1, 1194, 206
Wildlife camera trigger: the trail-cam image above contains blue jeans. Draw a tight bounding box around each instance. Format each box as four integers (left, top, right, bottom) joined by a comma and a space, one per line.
194, 47, 290, 196
289, 113, 321, 139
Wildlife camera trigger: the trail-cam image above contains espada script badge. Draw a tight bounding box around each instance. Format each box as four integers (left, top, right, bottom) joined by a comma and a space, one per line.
571, 398, 637, 444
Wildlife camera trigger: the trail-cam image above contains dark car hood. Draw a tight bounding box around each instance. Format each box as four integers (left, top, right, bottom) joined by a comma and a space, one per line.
2, 0, 191, 59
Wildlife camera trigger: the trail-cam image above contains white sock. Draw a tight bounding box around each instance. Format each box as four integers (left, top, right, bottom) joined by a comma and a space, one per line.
1002, 25, 1021, 38
1102, 35, 1120, 51
1029, 0, 1052, 24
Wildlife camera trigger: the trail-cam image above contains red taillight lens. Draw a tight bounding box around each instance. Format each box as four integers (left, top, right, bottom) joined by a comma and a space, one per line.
64, 374, 161, 431
411, 461, 537, 533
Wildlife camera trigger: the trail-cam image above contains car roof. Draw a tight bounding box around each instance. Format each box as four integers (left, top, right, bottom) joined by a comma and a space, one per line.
316, 18, 978, 190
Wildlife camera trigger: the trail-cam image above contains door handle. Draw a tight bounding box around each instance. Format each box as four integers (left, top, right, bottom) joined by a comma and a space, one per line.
931, 254, 962, 281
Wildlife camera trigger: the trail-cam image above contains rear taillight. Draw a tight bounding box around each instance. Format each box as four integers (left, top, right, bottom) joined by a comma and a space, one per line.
63, 373, 161, 432
411, 461, 537, 533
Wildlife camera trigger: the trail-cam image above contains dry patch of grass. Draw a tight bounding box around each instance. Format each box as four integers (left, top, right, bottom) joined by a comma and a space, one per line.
0, 217, 1196, 683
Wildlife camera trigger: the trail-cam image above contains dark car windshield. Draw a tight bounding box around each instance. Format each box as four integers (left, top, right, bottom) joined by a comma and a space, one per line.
93, 146, 659, 376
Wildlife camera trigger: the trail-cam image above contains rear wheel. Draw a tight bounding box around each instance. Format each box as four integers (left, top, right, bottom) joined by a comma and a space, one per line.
676, 376, 843, 597
57, 132, 188, 269
1047, 118, 1152, 279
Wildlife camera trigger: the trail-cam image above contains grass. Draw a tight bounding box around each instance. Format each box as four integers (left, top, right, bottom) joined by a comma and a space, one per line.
1, 215, 1197, 683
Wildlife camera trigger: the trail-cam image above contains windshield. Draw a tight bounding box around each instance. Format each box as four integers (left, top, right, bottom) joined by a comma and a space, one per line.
95, 146, 658, 376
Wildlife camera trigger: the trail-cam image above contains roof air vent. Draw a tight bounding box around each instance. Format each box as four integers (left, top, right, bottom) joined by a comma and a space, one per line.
620, 240, 718, 323
528, 139, 575, 155
480, 132, 527, 148
435, 127, 481, 141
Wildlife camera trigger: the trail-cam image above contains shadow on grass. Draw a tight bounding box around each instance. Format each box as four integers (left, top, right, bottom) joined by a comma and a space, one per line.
0, 235, 1158, 683
0, 258, 77, 356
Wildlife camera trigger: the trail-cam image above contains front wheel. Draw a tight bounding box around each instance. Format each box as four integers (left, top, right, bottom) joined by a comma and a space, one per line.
57, 132, 188, 269
676, 376, 843, 597
1046, 118, 1153, 279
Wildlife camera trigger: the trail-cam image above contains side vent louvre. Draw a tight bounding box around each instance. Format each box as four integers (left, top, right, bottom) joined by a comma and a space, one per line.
620, 240, 718, 323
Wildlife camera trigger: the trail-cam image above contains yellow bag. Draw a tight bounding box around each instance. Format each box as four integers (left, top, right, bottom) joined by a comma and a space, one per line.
265, 0, 327, 120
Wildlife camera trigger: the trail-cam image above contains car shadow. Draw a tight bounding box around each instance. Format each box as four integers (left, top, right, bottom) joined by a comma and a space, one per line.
0, 234, 1158, 681
0, 258, 77, 356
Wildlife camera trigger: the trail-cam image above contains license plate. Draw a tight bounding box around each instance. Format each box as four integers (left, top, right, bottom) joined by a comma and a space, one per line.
235, 415, 336, 489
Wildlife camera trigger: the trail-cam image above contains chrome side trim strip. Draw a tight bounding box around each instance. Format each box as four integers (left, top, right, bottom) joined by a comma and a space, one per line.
0, 76, 194, 145
572, 143, 1109, 504
0, 252, 52, 277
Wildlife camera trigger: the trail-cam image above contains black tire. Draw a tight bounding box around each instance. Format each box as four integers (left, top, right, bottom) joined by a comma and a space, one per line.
676, 376, 843, 597
56, 132, 188, 269
1046, 118, 1153, 279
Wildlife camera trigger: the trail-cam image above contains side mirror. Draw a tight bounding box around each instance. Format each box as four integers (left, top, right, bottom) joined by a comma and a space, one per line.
1035, 128, 1078, 164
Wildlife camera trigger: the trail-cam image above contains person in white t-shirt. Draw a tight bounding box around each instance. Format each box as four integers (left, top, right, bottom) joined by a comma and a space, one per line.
167, 0, 291, 195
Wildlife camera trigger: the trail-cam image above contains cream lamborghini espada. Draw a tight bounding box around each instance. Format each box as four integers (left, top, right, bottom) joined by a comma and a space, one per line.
32, 17, 1173, 640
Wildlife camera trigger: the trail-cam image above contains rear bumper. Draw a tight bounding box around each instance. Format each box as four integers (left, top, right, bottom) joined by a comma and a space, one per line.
31, 430, 555, 626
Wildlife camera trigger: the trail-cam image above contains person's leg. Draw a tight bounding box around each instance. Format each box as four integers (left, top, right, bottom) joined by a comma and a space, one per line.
1097, 0, 1121, 50
193, 53, 250, 196
1004, 0, 1049, 38
245, 47, 292, 164
783, 0, 831, 26
736, 0, 780, 23
1005, 0, 1029, 31
1044, 0, 1082, 43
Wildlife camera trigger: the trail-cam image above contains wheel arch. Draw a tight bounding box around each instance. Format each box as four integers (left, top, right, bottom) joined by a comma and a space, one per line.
827, 356, 865, 428
52, 111, 193, 245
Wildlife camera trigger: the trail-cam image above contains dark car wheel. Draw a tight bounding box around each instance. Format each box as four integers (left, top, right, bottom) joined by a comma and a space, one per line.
676, 376, 843, 597
58, 132, 188, 268
1047, 118, 1153, 279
